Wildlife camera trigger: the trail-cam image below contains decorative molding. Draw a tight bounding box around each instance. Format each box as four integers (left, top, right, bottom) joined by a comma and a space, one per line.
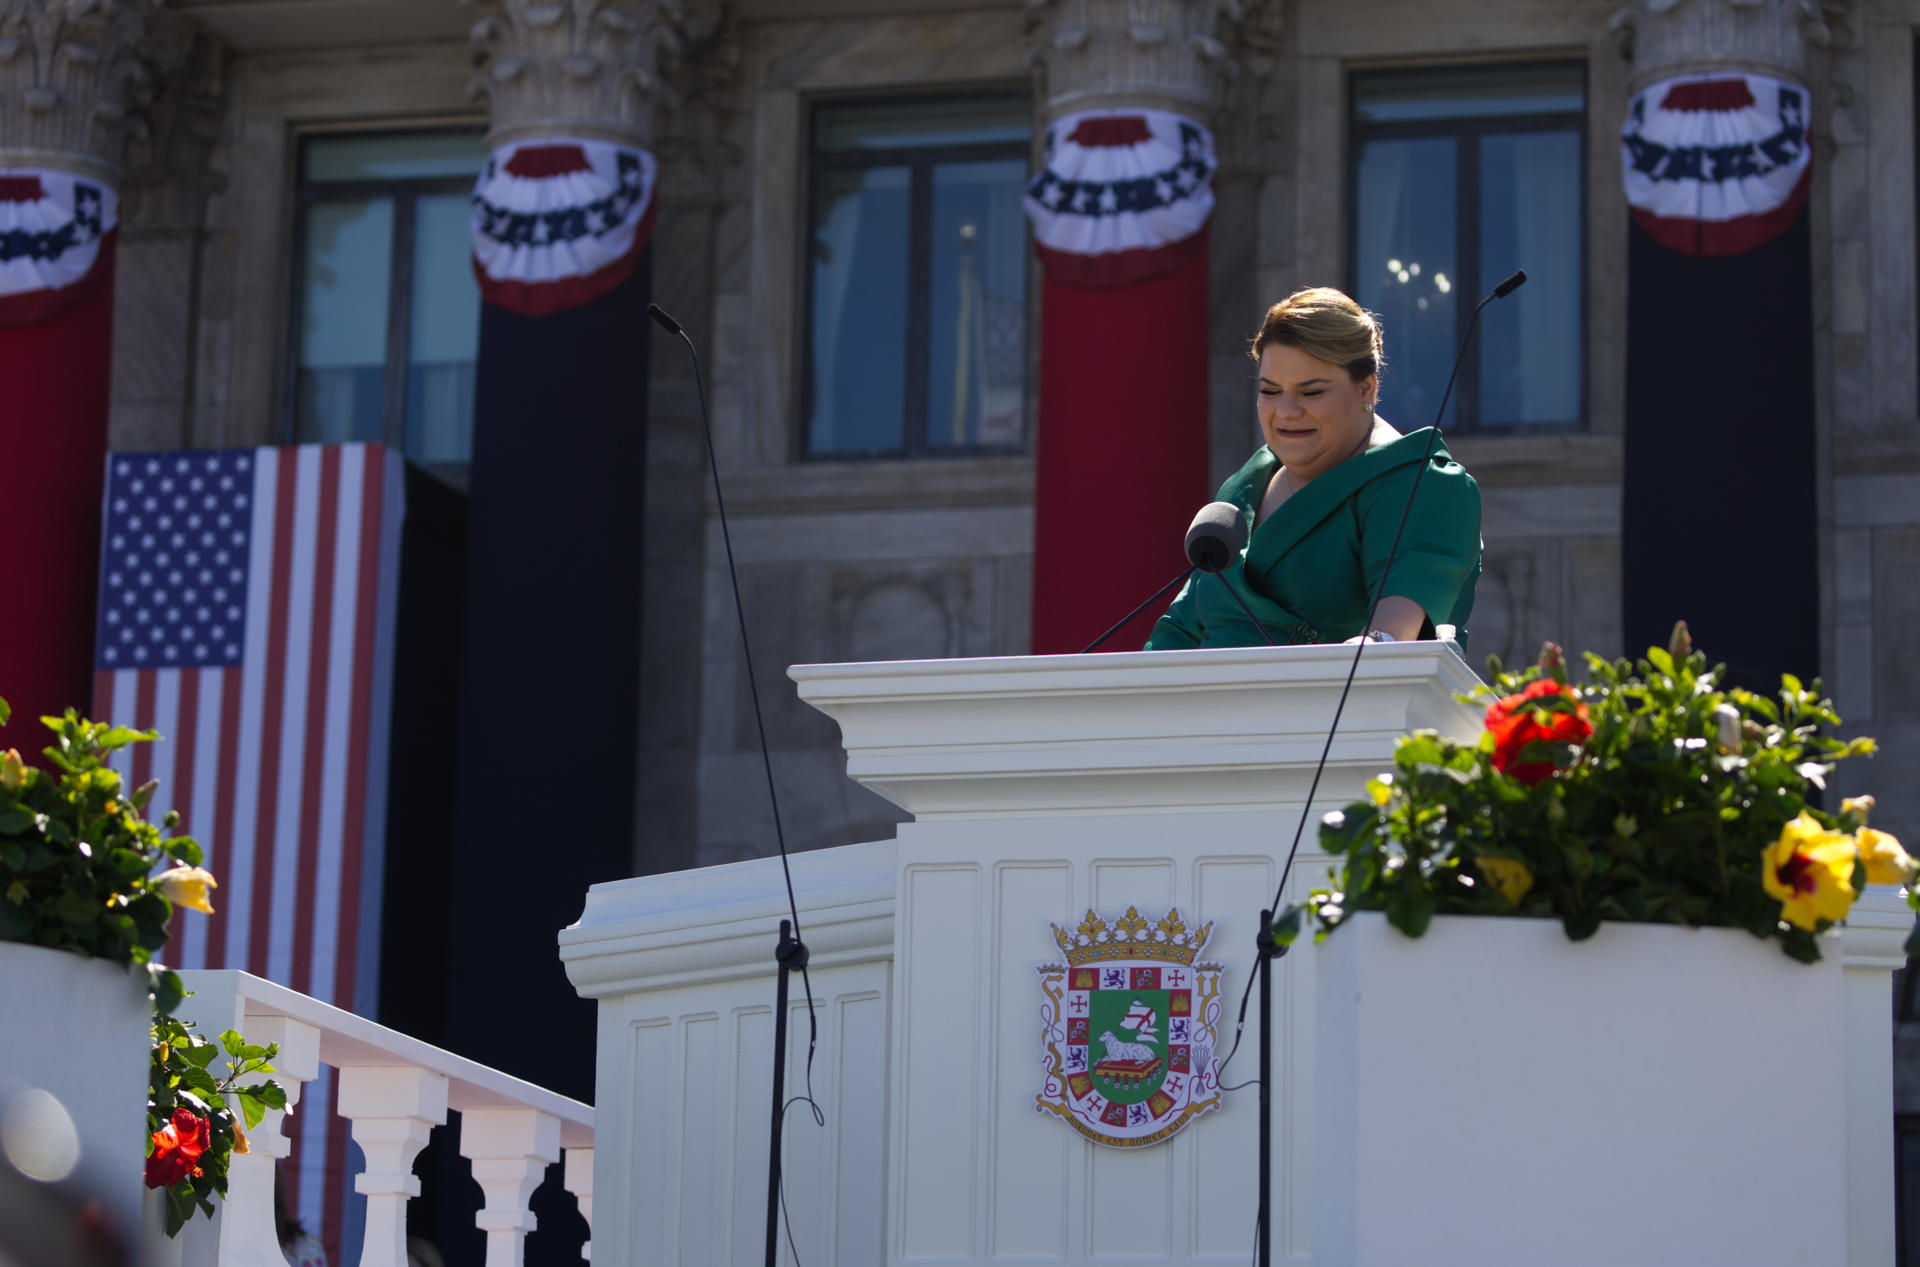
0, 0, 174, 183
1609, 0, 1832, 88
466, 0, 721, 149
1022, 0, 1277, 126
120, 21, 228, 232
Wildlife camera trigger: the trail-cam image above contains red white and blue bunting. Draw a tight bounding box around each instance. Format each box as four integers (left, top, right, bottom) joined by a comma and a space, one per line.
0, 169, 117, 324
1024, 109, 1216, 287
470, 136, 657, 316
1621, 72, 1812, 258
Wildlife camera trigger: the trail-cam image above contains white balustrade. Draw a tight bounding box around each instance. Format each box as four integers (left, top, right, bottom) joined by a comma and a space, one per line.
163, 970, 593, 1267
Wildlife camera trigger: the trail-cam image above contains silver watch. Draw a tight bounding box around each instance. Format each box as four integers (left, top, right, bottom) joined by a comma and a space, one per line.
1365, 630, 1397, 643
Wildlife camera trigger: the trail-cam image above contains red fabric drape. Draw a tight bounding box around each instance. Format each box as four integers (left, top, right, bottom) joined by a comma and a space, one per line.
1031, 233, 1211, 653
0, 253, 114, 755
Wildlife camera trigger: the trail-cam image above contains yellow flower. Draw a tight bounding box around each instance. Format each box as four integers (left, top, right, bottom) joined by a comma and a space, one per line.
152, 866, 217, 915
1840, 795, 1877, 825
1762, 813, 1858, 930
1478, 856, 1534, 905
0, 749, 23, 793
1856, 828, 1916, 887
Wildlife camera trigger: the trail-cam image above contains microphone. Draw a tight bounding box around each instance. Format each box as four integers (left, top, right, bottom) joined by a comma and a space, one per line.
648, 300, 822, 1267
646, 302, 685, 338
1492, 268, 1527, 299
1184, 500, 1247, 573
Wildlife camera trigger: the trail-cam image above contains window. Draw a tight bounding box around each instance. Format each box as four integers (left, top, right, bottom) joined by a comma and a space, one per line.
803, 96, 1032, 459
1350, 64, 1586, 431
288, 129, 487, 466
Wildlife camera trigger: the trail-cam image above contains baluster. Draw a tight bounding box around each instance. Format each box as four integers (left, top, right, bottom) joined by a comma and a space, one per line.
335, 1066, 449, 1267
223, 1016, 320, 1265
457, 1107, 562, 1267
562, 1147, 594, 1262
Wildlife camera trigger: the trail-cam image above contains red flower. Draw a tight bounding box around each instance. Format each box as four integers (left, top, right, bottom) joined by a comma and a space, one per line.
1485, 678, 1593, 786
144, 1108, 210, 1189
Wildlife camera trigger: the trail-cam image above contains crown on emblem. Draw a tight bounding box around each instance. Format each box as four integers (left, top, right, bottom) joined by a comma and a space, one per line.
1049, 906, 1213, 968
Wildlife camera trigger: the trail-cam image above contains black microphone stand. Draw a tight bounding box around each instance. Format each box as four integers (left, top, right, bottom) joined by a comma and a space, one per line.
764, 919, 808, 1267
1255, 909, 1284, 1267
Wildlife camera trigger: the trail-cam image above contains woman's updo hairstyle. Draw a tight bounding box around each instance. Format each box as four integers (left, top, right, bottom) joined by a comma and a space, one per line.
1250, 287, 1384, 385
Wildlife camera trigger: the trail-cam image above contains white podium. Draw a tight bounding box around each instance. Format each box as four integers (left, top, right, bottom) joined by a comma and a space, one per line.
559, 643, 1901, 1266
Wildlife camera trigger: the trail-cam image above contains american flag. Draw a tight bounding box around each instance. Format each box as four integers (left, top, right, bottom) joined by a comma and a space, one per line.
93, 443, 404, 1257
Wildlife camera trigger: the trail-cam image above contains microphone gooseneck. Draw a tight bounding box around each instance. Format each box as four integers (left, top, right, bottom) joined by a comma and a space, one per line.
1235, 269, 1527, 1267
1220, 269, 1530, 1077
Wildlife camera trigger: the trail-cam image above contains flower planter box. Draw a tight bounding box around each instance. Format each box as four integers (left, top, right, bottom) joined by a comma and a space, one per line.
1314, 911, 1844, 1267
0, 940, 151, 1239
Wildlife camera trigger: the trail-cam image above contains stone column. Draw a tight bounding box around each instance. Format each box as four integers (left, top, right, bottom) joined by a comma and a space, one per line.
1021, 0, 1266, 653
0, 0, 175, 754
445, 5, 705, 1258
1609, 0, 1827, 688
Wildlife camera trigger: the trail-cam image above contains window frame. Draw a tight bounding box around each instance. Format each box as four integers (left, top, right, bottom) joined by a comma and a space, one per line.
282, 125, 487, 462
798, 91, 1035, 462
1345, 60, 1590, 434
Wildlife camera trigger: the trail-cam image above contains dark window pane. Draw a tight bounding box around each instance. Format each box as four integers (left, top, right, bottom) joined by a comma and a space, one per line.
303, 131, 488, 182
406, 191, 480, 463
295, 197, 394, 445
807, 166, 911, 455
1354, 136, 1458, 429
925, 159, 1028, 450
1353, 64, 1584, 125
1479, 130, 1582, 426
816, 99, 1031, 152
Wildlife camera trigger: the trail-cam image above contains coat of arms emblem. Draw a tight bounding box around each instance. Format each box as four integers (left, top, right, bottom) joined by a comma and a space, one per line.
1035, 906, 1224, 1147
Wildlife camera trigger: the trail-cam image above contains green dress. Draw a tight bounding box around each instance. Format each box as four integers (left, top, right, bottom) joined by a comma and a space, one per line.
1145, 428, 1482, 650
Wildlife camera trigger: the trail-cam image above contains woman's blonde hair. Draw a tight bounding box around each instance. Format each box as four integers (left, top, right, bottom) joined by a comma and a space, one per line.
1250, 287, 1384, 383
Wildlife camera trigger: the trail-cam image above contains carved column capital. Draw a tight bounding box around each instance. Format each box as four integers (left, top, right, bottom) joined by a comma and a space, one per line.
1609, 0, 1832, 88
1023, 0, 1273, 126
466, 0, 719, 148
121, 22, 229, 231
0, 0, 176, 183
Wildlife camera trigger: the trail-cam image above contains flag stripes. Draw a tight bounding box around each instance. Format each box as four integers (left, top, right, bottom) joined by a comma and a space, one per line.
93, 443, 403, 1261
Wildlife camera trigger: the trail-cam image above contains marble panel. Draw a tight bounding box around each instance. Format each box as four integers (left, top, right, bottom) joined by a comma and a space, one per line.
1873, 529, 1920, 719
111, 234, 195, 405
1563, 535, 1625, 664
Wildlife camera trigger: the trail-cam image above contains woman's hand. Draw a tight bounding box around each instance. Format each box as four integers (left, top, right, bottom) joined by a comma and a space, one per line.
1342, 594, 1427, 643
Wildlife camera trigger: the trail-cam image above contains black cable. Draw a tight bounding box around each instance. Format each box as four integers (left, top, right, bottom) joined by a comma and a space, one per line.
1216, 273, 1522, 1086
653, 304, 821, 1263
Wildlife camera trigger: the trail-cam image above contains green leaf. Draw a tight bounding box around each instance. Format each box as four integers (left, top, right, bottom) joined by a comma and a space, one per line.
148, 967, 185, 1016
1385, 891, 1436, 939
219, 1030, 245, 1059
1563, 910, 1602, 941
1318, 802, 1376, 855
239, 1094, 267, 1130
0, 810, 32, 835
0, 697, 10, 726
165, 836, 204, 867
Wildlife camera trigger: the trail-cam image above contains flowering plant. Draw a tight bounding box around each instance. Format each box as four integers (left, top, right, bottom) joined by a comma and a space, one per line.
147, 999, 284, 1235
0, 696, 215, 969
1284, 625, 1905, 962
0, 695, 282, 1234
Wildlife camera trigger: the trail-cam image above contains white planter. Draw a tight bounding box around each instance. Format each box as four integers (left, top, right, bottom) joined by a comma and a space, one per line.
1315, 911, 1845, 1267
0, 940, 152, 1240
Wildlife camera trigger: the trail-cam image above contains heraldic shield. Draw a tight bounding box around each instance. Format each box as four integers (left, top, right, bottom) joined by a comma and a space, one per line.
1035, 906, 1224, 1147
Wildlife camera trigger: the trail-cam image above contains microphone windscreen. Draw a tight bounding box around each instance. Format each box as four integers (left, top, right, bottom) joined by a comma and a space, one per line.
646, 302, 685, 336
1185, 500, 1248, 573
1492, 269, 1527, 298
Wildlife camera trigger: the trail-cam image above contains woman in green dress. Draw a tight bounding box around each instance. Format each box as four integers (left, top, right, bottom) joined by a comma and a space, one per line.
1145, 287, 1482, 650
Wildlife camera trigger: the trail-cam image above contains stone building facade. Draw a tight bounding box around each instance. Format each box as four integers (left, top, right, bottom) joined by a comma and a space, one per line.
7, 0, 1920, 1246
41, 0, 1898, 870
